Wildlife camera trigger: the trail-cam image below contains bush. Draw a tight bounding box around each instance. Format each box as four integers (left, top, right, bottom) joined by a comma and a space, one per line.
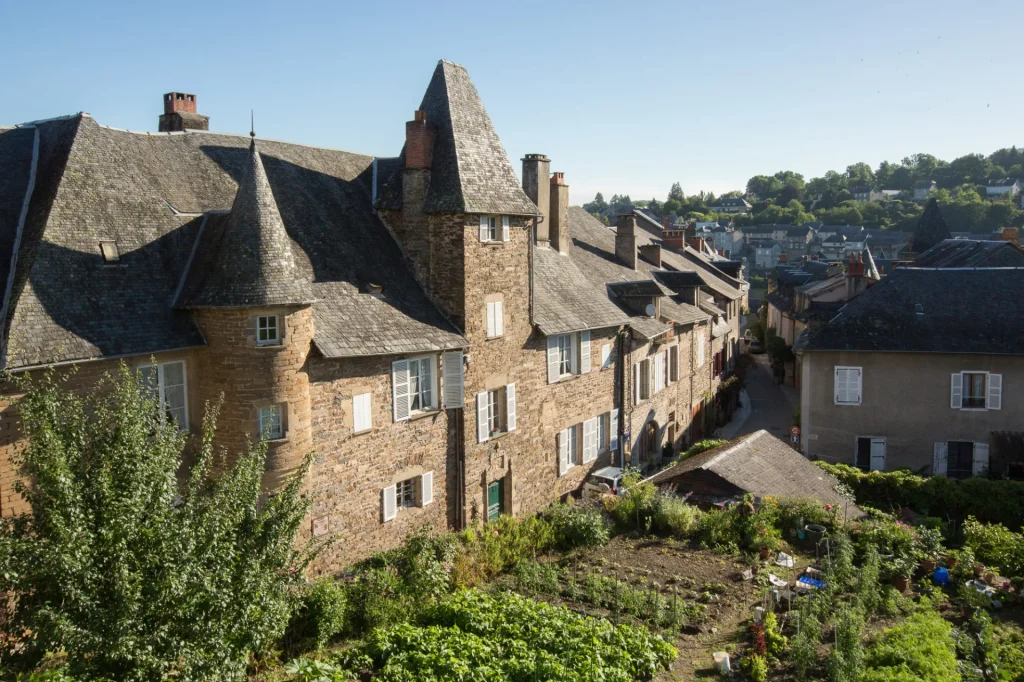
547, 501, 611, 550
286, 579, 349, 650
697, 507, 741, 550
962, 516, 1024, 578
827, 607, 864, 682
0, 365, 313, 681
451, 514, 556, 586
349, 565, 407, 633
679, 439, 727, 461
651, 494, 702, 538
818, 461, 1024, 530
606, 479, 660, 532
860, 611, 960, 682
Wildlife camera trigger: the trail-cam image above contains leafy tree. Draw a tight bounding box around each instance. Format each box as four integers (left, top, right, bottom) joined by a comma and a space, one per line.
667, 182, 685, 203
747, 174, 783, 201
845, 162, 875, 186
910, 197, 952, 253
0, 365, 315, 681
817, 203, 863, 226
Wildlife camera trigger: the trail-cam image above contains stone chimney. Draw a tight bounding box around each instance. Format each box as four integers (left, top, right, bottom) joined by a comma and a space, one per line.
549, 172, 570, 254
615, 214, 638, 269
522, 154, 551, 244
662, 216, 670, 231
638, 243, 662, 267
846, 252, 866, 299
158, 92, 209, 132
1000, 227, 1021, 247
405, 110, 435, 169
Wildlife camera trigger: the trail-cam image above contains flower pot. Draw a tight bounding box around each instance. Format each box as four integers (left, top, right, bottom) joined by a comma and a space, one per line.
920, 559, 936, 573
974, 564, 986, 577
890, 576, 909, 592
760, 547, 772, 560
985, 571, 997, 584
946, 557, 959, 569
805, 524, 827, 544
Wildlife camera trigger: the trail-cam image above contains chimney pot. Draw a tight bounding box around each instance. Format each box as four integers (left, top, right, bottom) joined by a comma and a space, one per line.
522, 154, 551, 244
405, 112, 436, 170
548, 170, 570, 253
414, 110, 427, 122
159, 92, 207, 132
550, 172, 565, 185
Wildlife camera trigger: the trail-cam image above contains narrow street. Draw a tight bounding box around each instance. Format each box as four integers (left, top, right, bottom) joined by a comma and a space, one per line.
719, 354, 798, 441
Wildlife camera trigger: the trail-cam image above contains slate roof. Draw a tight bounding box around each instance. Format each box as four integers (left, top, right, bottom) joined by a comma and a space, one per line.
377, 61, 537, 216
178, 139, 315, 308
607, 280, 670, 298
0, 113, 466, 369
677, 247, 745, 299
912, 239, 1024, 268
532, 247, 630, 335
987, 178, 1020, 187
647, 429, 863, 514
797, 267, 1024, 355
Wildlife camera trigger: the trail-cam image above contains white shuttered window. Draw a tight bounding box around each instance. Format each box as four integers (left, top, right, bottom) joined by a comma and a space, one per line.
579, 331, 591, 374
353, 393, 372, 433
834, 366, 862, 405
486, 301, 504, 338
442, 351, 464, 408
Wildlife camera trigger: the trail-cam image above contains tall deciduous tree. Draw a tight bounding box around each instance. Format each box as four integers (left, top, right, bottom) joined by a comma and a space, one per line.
0, 365, 316, 681
910, 197, 952, 253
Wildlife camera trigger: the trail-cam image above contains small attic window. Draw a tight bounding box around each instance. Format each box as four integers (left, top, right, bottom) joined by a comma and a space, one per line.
366, 283, 384, 298
99, 240, 120, 263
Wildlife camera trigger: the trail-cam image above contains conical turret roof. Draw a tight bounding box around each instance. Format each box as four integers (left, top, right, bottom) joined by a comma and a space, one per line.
181, 138, 314, 308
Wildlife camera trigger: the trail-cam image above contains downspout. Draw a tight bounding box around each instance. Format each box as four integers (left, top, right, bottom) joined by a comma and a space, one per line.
617, 327, 630, 467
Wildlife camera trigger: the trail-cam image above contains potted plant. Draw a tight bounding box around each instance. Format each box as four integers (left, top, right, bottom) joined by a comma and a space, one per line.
915, 526, 943, 574
751, 528, 781, 560
885, 556, 914, 592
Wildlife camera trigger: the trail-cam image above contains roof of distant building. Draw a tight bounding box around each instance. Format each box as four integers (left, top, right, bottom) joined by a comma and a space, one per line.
912, 239, 1024, 268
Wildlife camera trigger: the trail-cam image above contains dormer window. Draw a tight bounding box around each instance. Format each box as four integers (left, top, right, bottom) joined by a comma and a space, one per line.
256, 315, 280, 346
99, 240, 120, 263
479, 215, 510, 243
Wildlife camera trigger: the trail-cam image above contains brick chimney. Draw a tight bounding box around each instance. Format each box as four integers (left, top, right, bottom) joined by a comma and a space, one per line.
662, 216, 670, 231
846, 252, 866, 299
405, 110, 435, 169
158, 92, 208, 132
549, 172, 570, 254
615, 214, 638, 269
1000, 227, 1021, 247
687, 237, 706, 253
522, 154, 551, 244
639, 243, 662, 267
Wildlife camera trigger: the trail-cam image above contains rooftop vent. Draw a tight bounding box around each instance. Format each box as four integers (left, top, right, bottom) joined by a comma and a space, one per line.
99, 240, 120, 263
914, 303, 924, 315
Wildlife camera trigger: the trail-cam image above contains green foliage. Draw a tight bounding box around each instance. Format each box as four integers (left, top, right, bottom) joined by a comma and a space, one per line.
287, 579, 349, 650
680, 438, 727, 461
817, 461, 1024, 530
606, 477, 659, 532
354, 589, 676, 681
650, 493, 703, 539
349, 565, 408, 633
763, 612, 787, 658
742, 654, 768, 682
993, 621, 1024, 682
791, 605, 821, 678
696, 507, 741, 550
284, 657, 347, 682
860, 611, 960, 682
854, 545, 883, 614
962, 516, 1024, 578
827, 607, 864, 682
0, 365, 313, 681
450, 514, 556, 586
546, 500, 611, 550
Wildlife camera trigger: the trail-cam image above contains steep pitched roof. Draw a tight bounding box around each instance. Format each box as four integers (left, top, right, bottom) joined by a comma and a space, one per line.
798, 267, 1024, 355
378, 61, 537, 215
532, 247, 630, 335
0, 114, 465, 369
178, 139, 315, 308
913, 239, 1024, 268
648, 430, 863, 513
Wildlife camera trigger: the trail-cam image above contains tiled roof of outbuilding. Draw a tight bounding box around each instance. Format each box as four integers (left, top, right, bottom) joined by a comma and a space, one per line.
797, 267, 1024, 355
912, 239, 1024, 268
0, 114, 465, 369
377, 61, 537, 216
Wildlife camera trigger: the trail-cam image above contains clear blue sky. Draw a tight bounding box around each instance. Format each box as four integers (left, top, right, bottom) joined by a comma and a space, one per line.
2, 0, 1020, 202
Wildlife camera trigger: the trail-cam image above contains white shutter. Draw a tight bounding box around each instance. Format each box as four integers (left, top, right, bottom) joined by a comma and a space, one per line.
869, 439, 885, 471
505, 383, 517, 432
495, 301, 503, 337
558, 429, 569, 476
547, 336, 560, 384
631, 363, 637, 403
610, 409, 619, 457
479, 215, 489, 242
486, 302, 496, 337
933, 442, 948, 476
583, 418, 596, 463
973, 443, 990, 477
392, 359, 411, 422
601, 344, 611, 369
669, 346, 678, 383
579, 330, 591, 374
419, 471, 434, 506
850, 368, 862, 405
834, 367, 847, 404
988, 374, 1002, 410
382, 485, 397, 522
698, 336, 705, 367
442, 351, 464, 408
353, 393, 372, 432
477, 392, 489, 443
950, 373, 962, 409
501, 215, 510, 242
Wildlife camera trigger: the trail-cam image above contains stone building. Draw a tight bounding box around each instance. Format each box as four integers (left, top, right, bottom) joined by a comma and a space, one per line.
0, 60, 746, 569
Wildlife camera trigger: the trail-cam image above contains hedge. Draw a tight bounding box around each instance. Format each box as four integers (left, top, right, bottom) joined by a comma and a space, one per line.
816, 462, 1024, 530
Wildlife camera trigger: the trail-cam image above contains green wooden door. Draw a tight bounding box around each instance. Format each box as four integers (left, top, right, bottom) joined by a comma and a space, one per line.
487, 480, 503, 522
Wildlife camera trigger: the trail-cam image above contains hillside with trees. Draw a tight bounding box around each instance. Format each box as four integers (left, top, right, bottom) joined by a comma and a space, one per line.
584, 147, 1024, 234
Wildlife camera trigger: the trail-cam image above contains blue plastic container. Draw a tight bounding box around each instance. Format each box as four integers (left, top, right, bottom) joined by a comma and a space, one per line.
933, 567, 950, 587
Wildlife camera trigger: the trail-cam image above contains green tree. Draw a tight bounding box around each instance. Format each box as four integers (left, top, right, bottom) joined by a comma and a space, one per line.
667, 182, 685, 203
0, 365, 315, 681
845, 162, 875, 186
910, 197, 952, 253
747, 174, 783, 200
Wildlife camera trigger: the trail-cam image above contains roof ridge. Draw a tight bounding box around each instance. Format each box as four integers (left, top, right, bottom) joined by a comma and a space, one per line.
702, 430, 768, 469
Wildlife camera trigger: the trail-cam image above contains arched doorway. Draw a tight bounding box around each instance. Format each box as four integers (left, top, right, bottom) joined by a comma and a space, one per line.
637, 420, 659, 469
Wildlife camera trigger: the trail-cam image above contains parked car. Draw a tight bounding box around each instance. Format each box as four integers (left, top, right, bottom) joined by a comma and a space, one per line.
748, 339, 764, 354
583, 467, 625, 497
743, 329, 754, 342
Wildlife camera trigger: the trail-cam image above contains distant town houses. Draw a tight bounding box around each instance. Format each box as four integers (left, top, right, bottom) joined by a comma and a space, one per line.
985, 178, 1021, 197
913, 179, 937, 200
708, 196, 752, 214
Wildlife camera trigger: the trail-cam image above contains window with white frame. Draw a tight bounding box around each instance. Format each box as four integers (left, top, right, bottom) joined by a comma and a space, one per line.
834, 366, 862, 405
479, 215, 510, 243
601, 343, 612, 369
381, 471, 433, 522
951, 371, 1001, 410
396, 477, 417, 508
486, 300, 504, 338
476, 384, 516, 442
557, 334, 573, 375
139, 360, 188, 430
697, 334, 706, 367
407, 356, 435, 413
256, 315, 280, 346
258, 404, 284, 440
597, 412, 608, 452
353, 392, 372, 433
558, 423, 580, 475
546, 332, 590, 383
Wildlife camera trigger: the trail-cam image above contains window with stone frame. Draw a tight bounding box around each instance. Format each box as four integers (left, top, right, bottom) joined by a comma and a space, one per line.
597, 412, 608, 452
407, 356, 436, 413
256, 315, 281, 346
396, 476, 417, 509
139, 360, 189, 431
556, 334, 574, 376
258, 404, 285, 440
